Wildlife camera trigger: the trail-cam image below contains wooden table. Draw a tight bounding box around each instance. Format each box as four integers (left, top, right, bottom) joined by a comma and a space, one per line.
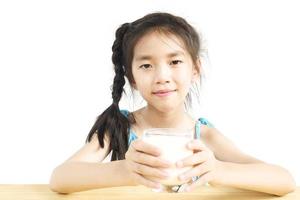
0, 184, 299, 200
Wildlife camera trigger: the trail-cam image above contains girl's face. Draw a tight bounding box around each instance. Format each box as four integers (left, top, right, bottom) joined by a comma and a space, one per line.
131, 31, 200, 112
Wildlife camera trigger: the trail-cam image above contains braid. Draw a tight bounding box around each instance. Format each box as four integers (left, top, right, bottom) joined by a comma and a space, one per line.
112, 56, 125, 102
111, 23, 132, 104
112, 23, 131, 70
86, 23, 131, 161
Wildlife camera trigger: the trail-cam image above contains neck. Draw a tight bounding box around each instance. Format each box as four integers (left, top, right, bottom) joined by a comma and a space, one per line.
140, 105, 194, 129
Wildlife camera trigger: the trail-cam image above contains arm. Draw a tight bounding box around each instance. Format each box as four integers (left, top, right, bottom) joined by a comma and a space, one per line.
212, 160, 296, 196
202, 127, 296, 196
50, 160, 133, 194
49, 134, 134, 194
49, 134, 171, 194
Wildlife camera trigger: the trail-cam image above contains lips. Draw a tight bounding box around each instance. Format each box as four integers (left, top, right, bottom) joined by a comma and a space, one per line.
152, 89, 176, 97
152, 89, 176, 94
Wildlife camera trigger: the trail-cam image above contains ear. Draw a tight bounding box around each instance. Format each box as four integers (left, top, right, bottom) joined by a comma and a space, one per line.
132, 84, 137, 90
131, 80, 138, 90
191, 58, 201, 83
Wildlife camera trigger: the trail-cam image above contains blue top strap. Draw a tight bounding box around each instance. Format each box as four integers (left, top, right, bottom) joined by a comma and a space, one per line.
120, 109, 138, 145
199, 117, 214, 128
195, 117, 214, 139
120, 109, 130, 117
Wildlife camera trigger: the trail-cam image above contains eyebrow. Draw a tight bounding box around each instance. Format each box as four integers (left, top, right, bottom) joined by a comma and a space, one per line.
134, 51, 185, 61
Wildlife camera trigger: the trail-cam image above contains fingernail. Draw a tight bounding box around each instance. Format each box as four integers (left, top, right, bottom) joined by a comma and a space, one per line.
185, 187, 190, 192
179, 175, 185, 181
155, 150, 161, 156
156, 183, 162, 189
163, 161, 171, 167
162, 171, 170, 177
176, 161, 183, 168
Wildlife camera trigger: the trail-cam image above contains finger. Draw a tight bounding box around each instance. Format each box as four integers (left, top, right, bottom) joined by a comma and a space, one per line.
184, 172, 213, 192
176, 151, 208, 168
186, 140, 208, 151
130, 150, 172, 168
132, 172, 162, 189
177, 180, 193, 193
131, 139, 161, 156
178, 161, 211, 182
131, 161, 171, 179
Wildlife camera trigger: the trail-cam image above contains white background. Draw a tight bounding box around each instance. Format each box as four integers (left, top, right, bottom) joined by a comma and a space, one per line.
0, 0, 299, 184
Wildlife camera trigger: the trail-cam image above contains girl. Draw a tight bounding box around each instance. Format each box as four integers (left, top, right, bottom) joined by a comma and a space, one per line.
49, 12, 296, 195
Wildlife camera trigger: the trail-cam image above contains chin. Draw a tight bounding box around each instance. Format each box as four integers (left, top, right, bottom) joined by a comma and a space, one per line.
154, 103, 181, 113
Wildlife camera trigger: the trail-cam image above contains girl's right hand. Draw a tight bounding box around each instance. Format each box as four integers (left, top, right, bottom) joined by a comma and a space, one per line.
124, 139, 172, 189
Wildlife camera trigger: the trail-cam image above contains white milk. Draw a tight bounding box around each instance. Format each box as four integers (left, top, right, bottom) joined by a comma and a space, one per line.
142, 128, 194, 186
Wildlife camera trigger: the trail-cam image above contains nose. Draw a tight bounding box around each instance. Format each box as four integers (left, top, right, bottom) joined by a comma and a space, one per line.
154, 65, 172, 84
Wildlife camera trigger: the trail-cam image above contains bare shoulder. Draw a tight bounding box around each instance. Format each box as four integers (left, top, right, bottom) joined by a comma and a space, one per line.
200, 125, 263, 164
65, 132, 111, 163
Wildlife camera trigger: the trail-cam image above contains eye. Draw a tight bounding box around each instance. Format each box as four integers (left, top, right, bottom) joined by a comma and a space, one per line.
170, 60, 183, 65
139, 64, 152, 69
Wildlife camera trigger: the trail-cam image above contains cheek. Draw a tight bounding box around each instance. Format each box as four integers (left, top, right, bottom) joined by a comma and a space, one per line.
176, 69, 193, 87
134, 75, 151, 91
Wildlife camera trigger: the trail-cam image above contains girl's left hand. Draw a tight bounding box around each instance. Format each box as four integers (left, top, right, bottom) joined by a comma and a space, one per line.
176, 139, 220, 192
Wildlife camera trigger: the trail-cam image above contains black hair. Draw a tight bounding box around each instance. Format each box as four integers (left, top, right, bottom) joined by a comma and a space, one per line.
86, 12, 203, 161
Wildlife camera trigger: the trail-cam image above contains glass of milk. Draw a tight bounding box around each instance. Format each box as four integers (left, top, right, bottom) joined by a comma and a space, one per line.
142, 127, 194, 191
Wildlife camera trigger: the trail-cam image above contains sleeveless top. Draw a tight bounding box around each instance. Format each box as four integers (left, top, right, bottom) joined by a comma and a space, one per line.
119, 109, 214, 192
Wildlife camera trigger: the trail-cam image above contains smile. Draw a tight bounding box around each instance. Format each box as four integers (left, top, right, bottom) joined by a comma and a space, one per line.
153, 90, 176, 97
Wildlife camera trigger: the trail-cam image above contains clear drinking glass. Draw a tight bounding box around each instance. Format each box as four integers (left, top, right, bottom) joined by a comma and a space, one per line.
142, 127, 194, 192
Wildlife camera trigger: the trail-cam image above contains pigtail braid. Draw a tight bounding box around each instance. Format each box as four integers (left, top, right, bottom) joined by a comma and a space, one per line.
86, 23, 131, 161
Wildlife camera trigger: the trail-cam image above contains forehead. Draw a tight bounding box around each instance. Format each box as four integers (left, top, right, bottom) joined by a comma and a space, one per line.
133, 31, 188, 61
